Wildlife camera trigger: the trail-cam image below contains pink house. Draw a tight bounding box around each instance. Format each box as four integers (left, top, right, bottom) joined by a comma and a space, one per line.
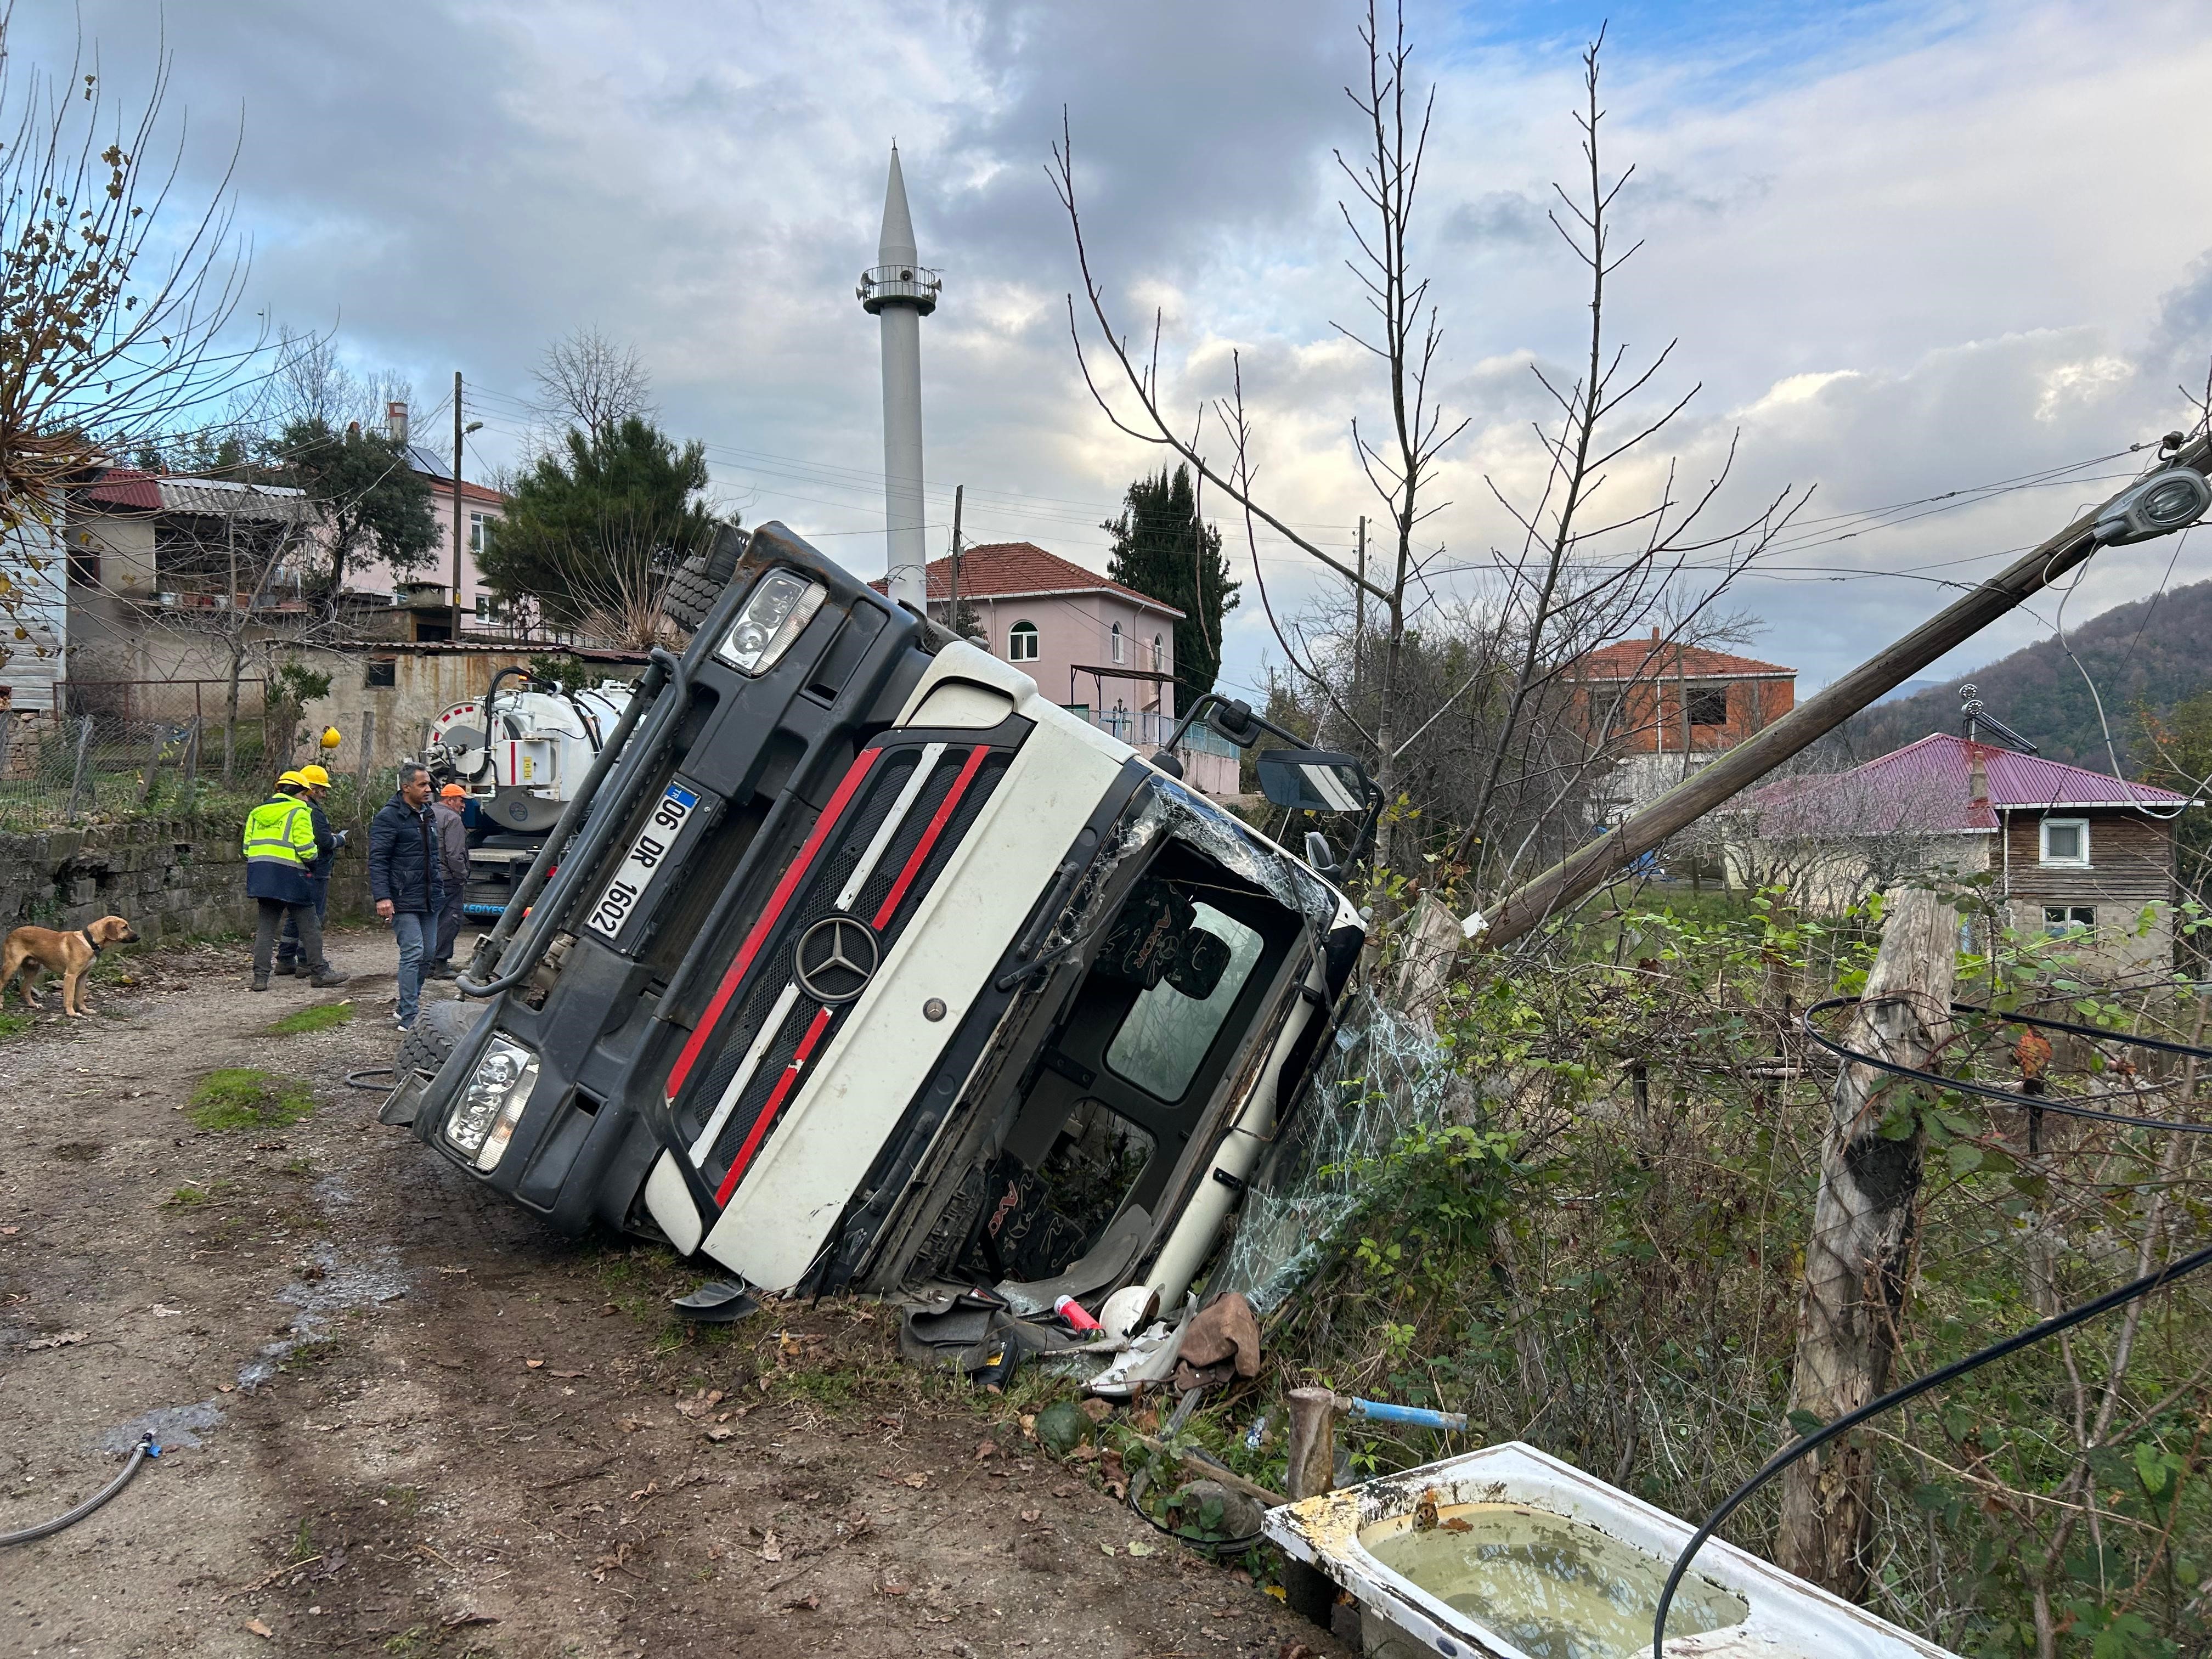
343, 439, 513, 630
911, 540, 1182, 732
868, 540, 1237, 794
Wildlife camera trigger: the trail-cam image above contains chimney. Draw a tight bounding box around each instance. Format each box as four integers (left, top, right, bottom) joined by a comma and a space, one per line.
1651, 626, 1660, 641
1968, 743, 1989, 811
387, 400, 409, 446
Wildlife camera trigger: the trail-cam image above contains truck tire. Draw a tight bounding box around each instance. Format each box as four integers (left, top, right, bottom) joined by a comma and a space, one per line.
398, 995, 487, 1081
663, 523, 751, 634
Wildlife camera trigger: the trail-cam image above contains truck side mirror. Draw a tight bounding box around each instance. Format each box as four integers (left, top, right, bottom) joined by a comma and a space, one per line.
1256, 748, 1369, 814
1303, 830, 1339, 875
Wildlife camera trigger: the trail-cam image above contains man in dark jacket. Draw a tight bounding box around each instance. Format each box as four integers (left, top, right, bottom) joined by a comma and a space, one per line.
245, 772, 349, 992
368, 762, 445, 1032
275, 763, 345, 976
427, 783, 470, 980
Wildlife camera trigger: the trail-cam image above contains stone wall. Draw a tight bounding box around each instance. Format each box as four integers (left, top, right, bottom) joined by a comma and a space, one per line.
0, 813, 373, 943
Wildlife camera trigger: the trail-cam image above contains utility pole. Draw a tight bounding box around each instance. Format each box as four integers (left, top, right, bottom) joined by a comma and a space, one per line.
1470, 434, 2212, 950
948, 483, 963, 640
1776, 884, 1955, 1598
452, 370, 465, 617
1351, 515, 1367, 708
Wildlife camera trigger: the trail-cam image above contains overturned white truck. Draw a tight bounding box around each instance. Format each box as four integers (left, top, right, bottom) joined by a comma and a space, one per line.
380, 524, 1378, 1317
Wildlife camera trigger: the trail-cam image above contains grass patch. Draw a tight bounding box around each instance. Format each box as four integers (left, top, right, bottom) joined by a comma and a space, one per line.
187, 1068, 315, 1132
0, 1008, 33, 1040
265, 1000, 354, 1036
160, 1186, 233, 1212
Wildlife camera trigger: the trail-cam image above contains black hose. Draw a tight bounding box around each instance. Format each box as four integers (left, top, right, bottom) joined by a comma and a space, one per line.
0, 1434, 159, 1547
345, 1066, 397, 1091
1803, 996, 2212, 1137
1650, 1238, 2212, 1658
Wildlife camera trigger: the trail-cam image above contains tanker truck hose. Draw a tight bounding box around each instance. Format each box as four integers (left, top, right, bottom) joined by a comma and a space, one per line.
458, 647, 682, 998
0, 1434, 159, 1548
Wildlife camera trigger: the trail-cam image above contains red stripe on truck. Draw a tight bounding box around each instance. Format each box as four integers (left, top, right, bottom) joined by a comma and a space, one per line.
871, 745, 988, 929
663, 749, 879, 1106
713, 1005, 834, 1203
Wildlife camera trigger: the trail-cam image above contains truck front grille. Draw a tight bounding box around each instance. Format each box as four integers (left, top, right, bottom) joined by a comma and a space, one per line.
665, 737, 1011, 1204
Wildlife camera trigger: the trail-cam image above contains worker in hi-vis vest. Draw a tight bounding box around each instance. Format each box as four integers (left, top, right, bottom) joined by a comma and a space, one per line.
243, 771, 350, 992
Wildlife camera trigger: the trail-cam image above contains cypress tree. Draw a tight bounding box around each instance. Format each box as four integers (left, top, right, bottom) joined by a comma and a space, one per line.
1101, 465, 1239, 698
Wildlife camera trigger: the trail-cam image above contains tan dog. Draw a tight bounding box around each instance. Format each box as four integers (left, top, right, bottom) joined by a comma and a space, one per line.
1, 915, 139, 1017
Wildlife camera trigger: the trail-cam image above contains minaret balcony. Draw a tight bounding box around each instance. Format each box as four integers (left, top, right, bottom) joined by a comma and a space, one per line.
858, 264, 941, 315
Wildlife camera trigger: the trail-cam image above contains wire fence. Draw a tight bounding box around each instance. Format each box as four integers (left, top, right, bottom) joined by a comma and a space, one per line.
0, 707, 371, 832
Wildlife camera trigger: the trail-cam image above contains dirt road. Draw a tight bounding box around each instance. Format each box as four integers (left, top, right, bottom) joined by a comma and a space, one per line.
0, 928, 1350, 1658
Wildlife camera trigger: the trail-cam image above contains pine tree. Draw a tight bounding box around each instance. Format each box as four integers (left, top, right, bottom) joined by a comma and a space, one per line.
1102, 465, 1239, 698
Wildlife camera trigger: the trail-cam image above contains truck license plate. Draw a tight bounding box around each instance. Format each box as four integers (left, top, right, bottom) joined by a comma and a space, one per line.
587, 782, 699, 940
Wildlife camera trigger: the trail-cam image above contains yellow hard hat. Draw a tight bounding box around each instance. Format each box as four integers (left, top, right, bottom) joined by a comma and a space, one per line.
278, 769, 308, 788
299, 764, 332, 788
319, 726, 343, 751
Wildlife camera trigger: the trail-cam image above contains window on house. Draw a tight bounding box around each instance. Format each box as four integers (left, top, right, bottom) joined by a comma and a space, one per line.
1686, 685, 1729, 726
1008, 620, 1039, 662
475, 594, 504, 623
2040, 817, 2090, 866
1111, 622, 1125, 664
2043, 905, 2095, 936
365, 658, 397, 689
470, 513, 494, 554
67, 541, 99, 589
1153, 633, 1165, 669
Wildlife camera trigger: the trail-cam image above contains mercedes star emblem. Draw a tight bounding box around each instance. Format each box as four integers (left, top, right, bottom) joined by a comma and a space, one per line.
794, 915, 879, 1004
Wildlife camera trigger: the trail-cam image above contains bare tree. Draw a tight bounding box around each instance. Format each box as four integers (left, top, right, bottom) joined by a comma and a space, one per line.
0, 12, 248, 528
533, 326, 653, 437
1055, 14, 1804, 886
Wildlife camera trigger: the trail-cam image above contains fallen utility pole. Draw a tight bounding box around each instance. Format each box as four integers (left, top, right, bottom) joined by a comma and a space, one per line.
1471, 434, 2212, 950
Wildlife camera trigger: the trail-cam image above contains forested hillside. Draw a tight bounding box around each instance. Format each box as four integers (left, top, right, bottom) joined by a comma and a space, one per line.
1839, 577, 2212, 768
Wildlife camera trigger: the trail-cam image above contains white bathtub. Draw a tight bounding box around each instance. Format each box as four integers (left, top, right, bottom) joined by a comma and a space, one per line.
1261, 1440, 1960, 1658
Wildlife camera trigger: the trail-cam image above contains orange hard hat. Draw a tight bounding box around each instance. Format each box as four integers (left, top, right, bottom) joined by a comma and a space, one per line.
440, 783, 467, 800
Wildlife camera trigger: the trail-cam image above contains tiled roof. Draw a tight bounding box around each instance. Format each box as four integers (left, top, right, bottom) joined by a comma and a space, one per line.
81, 467, 162, 510
871, 541, 1184, 617
1576, 636, 1795, 681
1736, 733, 2192, 834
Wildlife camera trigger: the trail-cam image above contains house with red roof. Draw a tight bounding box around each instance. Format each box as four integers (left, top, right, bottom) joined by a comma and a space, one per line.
1571, 627, 1798, 823
1728, 732, 2194, 972
869, 540, 1236, 794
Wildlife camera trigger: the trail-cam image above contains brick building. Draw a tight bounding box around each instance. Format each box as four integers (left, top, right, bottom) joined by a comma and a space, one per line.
1571, 628, 1797, 823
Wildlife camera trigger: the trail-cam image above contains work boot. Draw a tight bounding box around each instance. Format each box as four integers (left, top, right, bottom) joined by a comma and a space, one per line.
309, 965, 350, 989
251, 972, 270, 992
272, 961, 298, 977
425, 962, 458, 981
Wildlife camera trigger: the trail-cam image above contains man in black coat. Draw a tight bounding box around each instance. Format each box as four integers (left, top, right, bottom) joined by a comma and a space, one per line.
368, 763, 445, 1032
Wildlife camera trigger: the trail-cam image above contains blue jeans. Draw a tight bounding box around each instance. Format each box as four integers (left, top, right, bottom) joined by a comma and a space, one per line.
391, 911, 433, 1028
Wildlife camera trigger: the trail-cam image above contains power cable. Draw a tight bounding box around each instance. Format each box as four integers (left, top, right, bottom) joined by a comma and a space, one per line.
1802, 996, 2212, 1138
1650, 1234, 2212, 1659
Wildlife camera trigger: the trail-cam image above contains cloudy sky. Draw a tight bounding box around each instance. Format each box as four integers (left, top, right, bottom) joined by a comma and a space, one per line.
27, 0, 2212, 702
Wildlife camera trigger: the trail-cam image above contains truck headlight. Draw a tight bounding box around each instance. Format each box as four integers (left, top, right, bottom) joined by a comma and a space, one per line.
445, 1035, 540, 1171
715, 570, 825, 676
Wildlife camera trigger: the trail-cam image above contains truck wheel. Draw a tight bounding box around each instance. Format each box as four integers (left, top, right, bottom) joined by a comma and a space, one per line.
398, 995, 487, 1080
662, 523, 751, 633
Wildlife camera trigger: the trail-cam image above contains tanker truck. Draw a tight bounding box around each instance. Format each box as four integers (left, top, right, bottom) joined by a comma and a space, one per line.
421, 670, 636, 918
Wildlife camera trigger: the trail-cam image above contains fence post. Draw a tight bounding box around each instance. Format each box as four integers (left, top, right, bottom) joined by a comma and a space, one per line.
183, 717, 202, 794
0, 709, 13, 784
136, 721, 165, 808
64, 714, 94, 823
357, 709, 376, 794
